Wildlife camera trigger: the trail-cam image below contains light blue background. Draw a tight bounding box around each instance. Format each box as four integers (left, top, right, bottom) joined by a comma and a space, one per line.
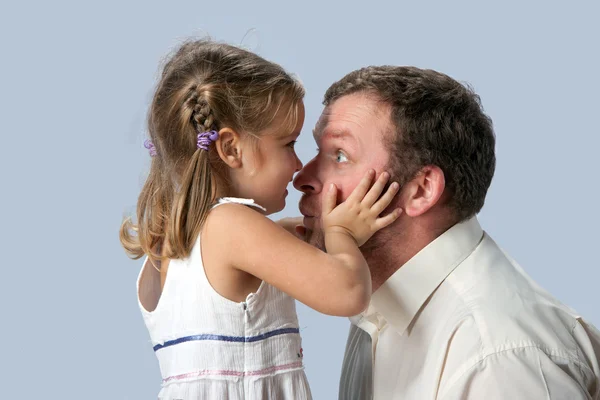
2, 1, 598, 399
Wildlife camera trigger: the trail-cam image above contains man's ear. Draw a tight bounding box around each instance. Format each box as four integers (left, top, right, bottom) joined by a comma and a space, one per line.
401, 165, 445, 217
215, 128, 243, 168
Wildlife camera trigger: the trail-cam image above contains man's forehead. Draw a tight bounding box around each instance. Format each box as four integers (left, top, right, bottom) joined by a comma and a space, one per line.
313, 95, 385, 142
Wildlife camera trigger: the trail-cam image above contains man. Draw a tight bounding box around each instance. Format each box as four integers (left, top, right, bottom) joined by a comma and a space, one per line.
292, 66, 600, 399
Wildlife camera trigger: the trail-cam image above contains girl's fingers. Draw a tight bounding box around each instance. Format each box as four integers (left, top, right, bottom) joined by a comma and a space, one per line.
322, 183, 338, 215
371, 181, 400, 214
361, 172, 391, 207
374, 208, 403, 230
346, 170, 375, 203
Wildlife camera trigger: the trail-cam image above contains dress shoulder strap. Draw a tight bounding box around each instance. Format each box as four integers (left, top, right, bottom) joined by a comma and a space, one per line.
212, 197, 266, 212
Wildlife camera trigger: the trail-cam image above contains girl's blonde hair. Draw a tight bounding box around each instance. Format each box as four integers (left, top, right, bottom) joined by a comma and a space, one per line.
120, 39, 305, 263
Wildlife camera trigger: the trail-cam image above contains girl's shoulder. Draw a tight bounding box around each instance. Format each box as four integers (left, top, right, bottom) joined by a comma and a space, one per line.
205, 197, 273, 242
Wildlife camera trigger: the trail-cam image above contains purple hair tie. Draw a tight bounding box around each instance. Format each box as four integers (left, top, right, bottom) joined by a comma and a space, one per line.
144, 139, 157, 157
197, 130, 219, 151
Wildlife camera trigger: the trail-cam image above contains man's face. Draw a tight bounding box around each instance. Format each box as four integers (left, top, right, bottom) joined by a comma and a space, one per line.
293, 93, 392, 248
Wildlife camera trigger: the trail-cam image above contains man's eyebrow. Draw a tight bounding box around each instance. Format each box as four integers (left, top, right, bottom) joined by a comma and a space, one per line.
326, 129, 351, 139
314, 128, 358, 153
320, 128, 354, 142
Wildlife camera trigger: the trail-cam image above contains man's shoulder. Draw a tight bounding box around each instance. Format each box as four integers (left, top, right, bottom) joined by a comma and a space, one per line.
436, 235, 588, 362
432, 277, 600, 398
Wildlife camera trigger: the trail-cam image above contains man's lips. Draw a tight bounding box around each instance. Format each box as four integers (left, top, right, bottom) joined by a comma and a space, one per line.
299, 206, 317, 228
299, 205, 312, 217
299, 199, 319, 230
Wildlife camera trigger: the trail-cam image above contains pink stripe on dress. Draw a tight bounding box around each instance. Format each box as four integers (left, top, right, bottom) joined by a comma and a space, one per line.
163, 361, 304, 383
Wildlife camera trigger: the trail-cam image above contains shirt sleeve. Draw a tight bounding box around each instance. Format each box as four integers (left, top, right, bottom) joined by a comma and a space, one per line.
439, 346, 594, 400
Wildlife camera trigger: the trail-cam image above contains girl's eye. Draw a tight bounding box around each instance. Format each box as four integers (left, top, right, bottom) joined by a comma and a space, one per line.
336, 150, 349, 163
287, 140, 297, 148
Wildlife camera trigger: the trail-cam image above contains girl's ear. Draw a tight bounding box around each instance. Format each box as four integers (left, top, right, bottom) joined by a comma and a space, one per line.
215, 128, 243, 168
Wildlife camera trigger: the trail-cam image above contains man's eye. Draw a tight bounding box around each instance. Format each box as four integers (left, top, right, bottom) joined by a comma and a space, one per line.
335, 150, 349, 163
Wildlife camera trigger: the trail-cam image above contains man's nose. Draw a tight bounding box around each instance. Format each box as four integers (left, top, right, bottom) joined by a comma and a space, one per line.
293, 158, 322, 194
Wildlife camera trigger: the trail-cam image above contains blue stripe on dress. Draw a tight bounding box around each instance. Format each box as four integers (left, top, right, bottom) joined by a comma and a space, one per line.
153, 327, 300, 351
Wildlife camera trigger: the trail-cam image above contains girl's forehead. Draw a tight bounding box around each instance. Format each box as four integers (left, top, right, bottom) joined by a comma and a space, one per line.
260, 101, 305, 138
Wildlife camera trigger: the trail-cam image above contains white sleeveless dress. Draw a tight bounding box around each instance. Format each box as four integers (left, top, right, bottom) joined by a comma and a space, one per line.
137, 198, 313, 399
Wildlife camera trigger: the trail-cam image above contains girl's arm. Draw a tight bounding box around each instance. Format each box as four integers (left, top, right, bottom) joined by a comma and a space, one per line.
207, 171, 401, 317
276, 216, 304, 239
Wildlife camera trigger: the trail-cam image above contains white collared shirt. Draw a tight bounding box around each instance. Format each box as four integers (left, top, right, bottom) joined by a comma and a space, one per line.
339, 217, 600, 399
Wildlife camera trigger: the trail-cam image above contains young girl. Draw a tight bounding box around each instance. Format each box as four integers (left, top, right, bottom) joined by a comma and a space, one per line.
120, 39, 401, 400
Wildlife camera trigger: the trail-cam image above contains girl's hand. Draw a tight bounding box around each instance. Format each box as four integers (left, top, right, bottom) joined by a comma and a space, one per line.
322, 170, 402, 246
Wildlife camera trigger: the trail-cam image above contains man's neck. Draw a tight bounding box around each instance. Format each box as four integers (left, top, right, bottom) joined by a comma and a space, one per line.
364, 214, 456, 292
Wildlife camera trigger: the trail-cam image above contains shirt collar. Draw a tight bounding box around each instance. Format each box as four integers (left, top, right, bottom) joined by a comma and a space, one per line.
367, 216, 484, 336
